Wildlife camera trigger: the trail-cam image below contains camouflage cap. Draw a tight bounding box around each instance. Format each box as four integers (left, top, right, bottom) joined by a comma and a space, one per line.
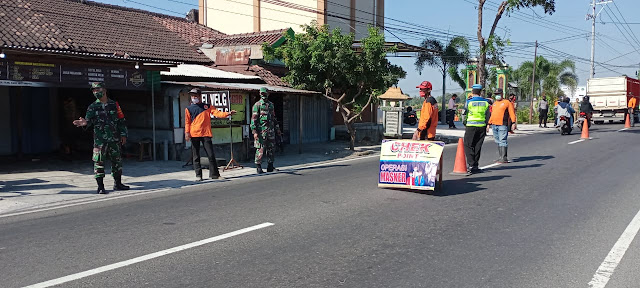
90, 82, 105, 89
259, 87, 269, 94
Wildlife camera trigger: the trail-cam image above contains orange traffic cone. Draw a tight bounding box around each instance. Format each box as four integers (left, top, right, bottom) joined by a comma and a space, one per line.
450, 138, 470, 175
625, 113, 631, 128
581, 119, 590, 139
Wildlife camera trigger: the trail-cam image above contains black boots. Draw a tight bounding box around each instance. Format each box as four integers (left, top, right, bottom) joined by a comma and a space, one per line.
113, 172, 130, 191
256, 164, 264, 174
496, 147, 510, 164
256, 163, 276, 174
96, 177, 107, 194
267, 163, 275, 172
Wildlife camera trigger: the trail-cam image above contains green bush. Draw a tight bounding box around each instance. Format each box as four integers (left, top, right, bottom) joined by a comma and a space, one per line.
516, 109, 539, 124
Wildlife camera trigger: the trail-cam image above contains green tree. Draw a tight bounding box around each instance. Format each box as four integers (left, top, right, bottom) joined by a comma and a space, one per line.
476, 0, 556, 93
515, 56, 577, 102
263, 24, 405, 150
415, 36, 470, 122
448, 66, 468, 91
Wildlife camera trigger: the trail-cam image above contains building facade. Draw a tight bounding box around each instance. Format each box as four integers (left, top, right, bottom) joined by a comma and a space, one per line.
198, 0, 384, 38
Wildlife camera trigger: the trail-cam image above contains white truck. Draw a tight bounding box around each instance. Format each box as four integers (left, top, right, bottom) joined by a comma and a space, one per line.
586, 76, 640, 124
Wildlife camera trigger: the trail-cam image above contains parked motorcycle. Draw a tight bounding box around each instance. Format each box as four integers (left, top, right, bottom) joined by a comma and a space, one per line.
403, 108, 417, 126
558, 115, 572, 135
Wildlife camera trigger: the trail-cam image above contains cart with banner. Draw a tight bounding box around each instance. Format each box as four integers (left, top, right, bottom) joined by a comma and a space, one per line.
378, 140, 445, 191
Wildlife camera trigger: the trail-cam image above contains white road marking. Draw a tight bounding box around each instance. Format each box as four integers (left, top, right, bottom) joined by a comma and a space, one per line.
568, 139, 585, 145
479, 163, 501, 170
588, 209, 640, 288
617, 128, 629, 132
23, 222, 275, 288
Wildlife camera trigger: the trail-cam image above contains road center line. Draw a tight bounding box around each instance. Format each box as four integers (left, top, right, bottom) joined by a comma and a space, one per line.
23, 222, 275, 288
568, 139, 585, 145
617, 128, 629, 132
479, 163, 501, 170
588, 209, 640, 288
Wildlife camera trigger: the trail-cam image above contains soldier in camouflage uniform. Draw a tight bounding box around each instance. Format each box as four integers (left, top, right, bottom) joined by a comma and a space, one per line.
73, 82, 130, 194
250, 87, 281, 174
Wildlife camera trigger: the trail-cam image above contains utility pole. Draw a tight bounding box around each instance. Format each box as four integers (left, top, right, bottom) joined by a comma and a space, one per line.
587, 0, 613, 79
529, 40, 538, 125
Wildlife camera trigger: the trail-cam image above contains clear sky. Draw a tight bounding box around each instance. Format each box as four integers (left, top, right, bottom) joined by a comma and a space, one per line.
94, 0, 640, 96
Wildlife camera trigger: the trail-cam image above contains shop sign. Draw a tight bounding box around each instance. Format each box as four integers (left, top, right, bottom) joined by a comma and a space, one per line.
0, 60, 146, 90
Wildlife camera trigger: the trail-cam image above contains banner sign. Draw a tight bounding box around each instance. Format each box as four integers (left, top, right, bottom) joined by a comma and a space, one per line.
201, 91, 247, 127
378, 140, 445, 191
0, 60, 146, 90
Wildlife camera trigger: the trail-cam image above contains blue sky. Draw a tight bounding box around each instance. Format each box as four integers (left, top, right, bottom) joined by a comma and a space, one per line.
95, 0, 640, 96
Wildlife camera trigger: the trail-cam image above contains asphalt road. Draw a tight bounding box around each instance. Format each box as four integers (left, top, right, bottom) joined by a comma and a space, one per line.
1, 124, 639, 288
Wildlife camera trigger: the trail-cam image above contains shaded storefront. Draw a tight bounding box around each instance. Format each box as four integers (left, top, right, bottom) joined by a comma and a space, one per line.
0, 56, 157, 160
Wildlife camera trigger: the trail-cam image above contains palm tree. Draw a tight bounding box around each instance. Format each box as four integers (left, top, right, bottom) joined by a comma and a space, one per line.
515, 56, 578, 102
415, 36, 470, 122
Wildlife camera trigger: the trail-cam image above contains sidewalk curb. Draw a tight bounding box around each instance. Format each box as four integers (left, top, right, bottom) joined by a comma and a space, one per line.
0, 151, 382, 218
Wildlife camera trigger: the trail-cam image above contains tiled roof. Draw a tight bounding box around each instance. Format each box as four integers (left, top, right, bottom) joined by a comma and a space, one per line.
215, 65, 291, 87
0, 0, 226, 63
207, 29, 289, 47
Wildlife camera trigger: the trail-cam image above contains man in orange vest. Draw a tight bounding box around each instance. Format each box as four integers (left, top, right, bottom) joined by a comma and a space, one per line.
488, 89, 517, 163
627, 96, 638, 127
414, 81, 438, 141
185, 88, 237, 181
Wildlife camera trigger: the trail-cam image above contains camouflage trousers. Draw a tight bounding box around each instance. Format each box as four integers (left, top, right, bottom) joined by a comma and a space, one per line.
254, 140, 275, 165
93, 142, 123, 178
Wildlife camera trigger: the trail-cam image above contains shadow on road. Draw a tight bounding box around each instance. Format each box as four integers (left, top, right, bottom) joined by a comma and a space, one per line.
489, 163, 544, 171
510, 155, 554, 162
433, 175, 513, 197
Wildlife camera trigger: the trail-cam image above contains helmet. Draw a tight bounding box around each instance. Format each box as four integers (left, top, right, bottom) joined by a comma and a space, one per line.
188, 87, 201, 95
583, 95, 590, 102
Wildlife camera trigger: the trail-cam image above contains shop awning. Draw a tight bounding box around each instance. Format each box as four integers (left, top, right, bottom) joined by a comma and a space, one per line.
162, 81, 320, 95
161, 65, 261, 80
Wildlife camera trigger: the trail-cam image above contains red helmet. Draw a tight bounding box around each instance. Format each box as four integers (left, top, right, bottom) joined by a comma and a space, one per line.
416, 81, 432, 90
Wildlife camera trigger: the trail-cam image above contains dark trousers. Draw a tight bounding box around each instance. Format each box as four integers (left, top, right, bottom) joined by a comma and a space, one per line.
446, 109, 456, 127
539, 109, 548, 126
464, 126, 486, 168
191, 137, 220, 178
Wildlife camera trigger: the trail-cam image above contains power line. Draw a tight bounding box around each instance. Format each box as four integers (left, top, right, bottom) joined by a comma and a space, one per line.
612, 1, 640, 47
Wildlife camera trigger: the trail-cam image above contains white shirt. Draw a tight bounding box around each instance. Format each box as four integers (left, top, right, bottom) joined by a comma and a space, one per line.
448, 98, 456, 110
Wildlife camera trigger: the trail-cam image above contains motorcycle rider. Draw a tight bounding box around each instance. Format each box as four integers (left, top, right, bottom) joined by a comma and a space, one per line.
580, 96, 594, 118
556, 96, 575, 130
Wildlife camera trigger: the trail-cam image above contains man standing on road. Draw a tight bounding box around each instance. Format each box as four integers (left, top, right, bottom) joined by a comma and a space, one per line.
627, 96, 637, 127
463, 84, 490, 174
489, 88, 517, 164
572, 97, 580, 124
72, 82, 129, 194
251, 87, 281, 174
538, 97, 549, 128
414, 81, 438, 141
447, 94, 458, 129
185, 88, 237, 181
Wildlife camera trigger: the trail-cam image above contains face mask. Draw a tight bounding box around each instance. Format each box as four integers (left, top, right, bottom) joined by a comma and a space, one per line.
495, 95, 503, 101
93, 90, 104, 99
191, 97, 200, 104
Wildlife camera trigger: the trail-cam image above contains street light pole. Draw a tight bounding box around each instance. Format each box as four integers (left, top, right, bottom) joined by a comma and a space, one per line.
529, 40, 538, 125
